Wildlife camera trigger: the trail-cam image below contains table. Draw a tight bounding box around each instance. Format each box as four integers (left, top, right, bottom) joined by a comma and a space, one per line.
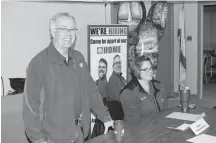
85, 106, 216, 143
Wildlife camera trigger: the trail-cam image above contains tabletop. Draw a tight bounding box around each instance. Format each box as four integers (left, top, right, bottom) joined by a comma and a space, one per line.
85, 106, 216, 143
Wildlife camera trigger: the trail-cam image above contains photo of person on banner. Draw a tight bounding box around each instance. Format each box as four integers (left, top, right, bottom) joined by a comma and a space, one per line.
106, 54, 126, 120
108, 54, 126, 102
95, 58, 109, 104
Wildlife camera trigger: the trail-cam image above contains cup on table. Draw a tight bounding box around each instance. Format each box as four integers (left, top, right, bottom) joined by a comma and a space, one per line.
180, 87, 191, 113
113, 120, 124, 142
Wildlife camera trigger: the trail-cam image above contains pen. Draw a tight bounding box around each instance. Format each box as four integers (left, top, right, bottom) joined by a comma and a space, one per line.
166, 126, 183, 132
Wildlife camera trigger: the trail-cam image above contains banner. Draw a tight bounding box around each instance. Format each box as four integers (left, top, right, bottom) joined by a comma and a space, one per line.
88, 25, 128, 82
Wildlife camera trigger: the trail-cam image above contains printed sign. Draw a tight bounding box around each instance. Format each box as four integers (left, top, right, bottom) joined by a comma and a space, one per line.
189, 118, 209, 135
88, 25, 128, 82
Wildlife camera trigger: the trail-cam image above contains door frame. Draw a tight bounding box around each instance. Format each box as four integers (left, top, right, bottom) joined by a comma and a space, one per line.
198, 2, 216, 99
170, 2, 175, 97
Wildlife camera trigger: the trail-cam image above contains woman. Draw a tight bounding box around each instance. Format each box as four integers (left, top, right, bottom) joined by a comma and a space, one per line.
120, 56, 168, 124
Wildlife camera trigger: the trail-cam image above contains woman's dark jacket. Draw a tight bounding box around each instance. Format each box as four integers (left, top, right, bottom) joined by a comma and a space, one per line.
120, 78, 168, 125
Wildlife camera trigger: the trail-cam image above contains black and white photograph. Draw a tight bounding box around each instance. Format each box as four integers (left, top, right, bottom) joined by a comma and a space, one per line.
1, 1, 216, 143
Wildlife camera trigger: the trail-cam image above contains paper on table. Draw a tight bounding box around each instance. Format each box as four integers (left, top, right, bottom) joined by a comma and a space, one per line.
165, 112, 205, 122
176, 123, 190, 131
167, 123, 190, 132
187, 134, 216, 143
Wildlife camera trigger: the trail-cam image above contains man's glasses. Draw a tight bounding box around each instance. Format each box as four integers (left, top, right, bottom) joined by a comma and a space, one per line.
56, 28, 78, 33
113, 61, 122, 65
140, 68, 153, 73
98, 66, 106, 68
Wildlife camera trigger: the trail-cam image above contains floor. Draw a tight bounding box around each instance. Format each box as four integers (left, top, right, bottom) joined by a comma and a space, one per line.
202, 83, 216, 108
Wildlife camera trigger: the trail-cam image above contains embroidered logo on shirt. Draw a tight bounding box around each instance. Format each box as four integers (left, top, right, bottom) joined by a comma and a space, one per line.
79, 63, 83, 67
141, 96, 147, 101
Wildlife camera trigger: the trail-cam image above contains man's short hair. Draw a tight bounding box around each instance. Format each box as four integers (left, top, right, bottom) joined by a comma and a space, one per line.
113, 54, 120, 63
49, 12, 76, 39
99, 58, 107, 68
130, 56, 152, 80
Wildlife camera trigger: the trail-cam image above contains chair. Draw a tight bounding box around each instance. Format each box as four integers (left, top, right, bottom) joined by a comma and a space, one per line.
89, 112, 106, 140
209, 48, 216, 81
203, 50, 215, 84
90, 112, 96, 135
203, 55, 209, 84
106, 101, 124, 121
9, 78, 25, 94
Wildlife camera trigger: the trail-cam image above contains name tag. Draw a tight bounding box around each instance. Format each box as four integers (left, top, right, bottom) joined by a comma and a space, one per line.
189, 118, 209, 135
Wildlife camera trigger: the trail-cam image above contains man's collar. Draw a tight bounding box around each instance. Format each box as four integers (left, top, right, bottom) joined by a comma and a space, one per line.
47, 42, 74, 65
99, 76, 107, 81
113, 71, 122, 77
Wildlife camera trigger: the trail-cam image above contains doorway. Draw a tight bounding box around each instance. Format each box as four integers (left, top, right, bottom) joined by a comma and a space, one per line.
198, 2, 216, 101
203, 5, 216, 97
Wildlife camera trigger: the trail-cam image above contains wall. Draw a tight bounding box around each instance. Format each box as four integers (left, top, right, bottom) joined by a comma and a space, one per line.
1, 1, 110, 94
173, 2, 198, 94
156, 3, 173, 97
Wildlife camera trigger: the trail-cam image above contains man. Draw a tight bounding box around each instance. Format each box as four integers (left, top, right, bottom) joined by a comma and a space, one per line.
95, 58, 109, 104
107, 55, 126, 120
108, 55, 126, 102
23, 12, 113, 143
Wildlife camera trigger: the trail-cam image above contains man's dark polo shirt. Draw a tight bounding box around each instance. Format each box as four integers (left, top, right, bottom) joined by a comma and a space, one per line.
95, 77, 109, 100
108, 72, 126, 102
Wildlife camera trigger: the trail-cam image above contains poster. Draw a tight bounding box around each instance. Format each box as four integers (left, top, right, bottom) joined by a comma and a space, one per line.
88, 25, 128, 82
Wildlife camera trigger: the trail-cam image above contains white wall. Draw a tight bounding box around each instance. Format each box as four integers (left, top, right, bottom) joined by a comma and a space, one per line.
185, 3, 198, 94
173, 2, 198, 94
1, 1, 110, 94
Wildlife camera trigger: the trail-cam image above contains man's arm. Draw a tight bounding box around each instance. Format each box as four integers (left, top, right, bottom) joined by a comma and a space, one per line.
74, 50, 113, 133
88, 76, 114, 134
23, 58, 46, 143
88, 75, 112, 122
